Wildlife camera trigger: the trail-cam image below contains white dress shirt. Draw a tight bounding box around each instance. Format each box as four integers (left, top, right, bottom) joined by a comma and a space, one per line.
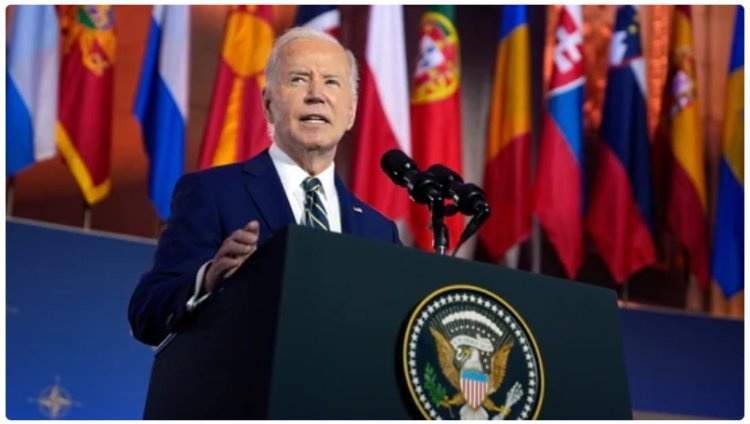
187, 144, 342, 312
268, 143, 342, 233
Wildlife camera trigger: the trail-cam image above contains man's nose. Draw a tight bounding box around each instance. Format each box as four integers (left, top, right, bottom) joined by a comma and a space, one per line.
304, 78, 325, 104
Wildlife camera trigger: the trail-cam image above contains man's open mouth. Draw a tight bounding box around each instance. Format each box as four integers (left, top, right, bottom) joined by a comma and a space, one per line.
299, 114, 330, 124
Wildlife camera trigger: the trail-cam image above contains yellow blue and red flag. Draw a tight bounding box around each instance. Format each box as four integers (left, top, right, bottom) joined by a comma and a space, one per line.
586, 5, 655, 283
712, 6, 743, 297
477, 5, 532, 262
534, 5, 585, 278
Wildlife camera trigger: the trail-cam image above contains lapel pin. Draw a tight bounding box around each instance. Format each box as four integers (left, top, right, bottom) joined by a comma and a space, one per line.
353, 206, 363, 214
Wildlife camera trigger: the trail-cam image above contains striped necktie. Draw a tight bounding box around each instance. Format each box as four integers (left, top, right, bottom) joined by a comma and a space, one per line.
303, 177, 329, 231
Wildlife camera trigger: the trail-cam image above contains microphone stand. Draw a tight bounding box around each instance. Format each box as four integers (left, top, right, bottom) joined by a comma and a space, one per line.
430, 197, 449, 255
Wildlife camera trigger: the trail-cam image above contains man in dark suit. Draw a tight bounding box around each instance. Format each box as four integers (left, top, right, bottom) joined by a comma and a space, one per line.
128, 27, 401, 346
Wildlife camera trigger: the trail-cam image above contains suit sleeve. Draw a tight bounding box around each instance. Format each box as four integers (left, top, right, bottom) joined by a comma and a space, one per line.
128, 172, 223, 346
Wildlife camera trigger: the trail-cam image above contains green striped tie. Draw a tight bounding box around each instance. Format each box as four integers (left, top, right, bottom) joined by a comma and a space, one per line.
303, 177, 329, 231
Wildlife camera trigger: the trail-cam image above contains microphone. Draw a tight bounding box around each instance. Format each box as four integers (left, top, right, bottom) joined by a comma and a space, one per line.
427, 164, 490, 216
381, 150, 441, 205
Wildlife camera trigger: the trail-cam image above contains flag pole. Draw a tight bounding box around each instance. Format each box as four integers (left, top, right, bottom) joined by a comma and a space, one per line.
531, 216, 541, 274
7, 177, 16, 216
83, 202, 92, 231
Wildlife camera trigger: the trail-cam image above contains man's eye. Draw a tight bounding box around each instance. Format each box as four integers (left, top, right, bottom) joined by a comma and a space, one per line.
326, 79, 340, 86
291, 77, 305, 85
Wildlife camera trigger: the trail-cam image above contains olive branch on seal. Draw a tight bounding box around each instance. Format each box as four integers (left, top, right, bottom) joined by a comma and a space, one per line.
423, 362, 448, 406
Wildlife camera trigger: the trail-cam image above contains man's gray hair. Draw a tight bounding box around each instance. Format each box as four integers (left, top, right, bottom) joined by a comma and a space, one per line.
265, 27, 359, 99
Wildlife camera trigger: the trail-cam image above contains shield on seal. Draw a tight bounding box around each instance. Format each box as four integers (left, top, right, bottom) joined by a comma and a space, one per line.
460, 369, 489, 409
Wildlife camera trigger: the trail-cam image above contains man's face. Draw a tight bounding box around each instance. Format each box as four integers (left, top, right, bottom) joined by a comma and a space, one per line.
263, 38, 357, 156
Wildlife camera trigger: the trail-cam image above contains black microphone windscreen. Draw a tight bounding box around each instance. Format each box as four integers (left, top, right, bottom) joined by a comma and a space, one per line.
428, 164, 463, 184
381, 149, 416, 186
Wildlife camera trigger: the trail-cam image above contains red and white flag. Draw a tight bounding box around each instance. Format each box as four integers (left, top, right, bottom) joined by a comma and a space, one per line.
351, 5, 412, 223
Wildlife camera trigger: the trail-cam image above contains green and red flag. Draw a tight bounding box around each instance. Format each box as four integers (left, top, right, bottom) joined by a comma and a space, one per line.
56, 5, 116, 205
409, 5, 464, 251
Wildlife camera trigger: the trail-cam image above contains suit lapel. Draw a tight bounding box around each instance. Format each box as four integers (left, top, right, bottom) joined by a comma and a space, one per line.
336, 175, 363, 237
243, 150, 296, 235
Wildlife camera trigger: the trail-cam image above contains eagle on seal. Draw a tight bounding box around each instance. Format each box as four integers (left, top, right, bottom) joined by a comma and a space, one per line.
430, 327, 514, 420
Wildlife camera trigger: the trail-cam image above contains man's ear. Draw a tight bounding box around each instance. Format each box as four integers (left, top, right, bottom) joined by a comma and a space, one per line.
262, 88, 273, 123
346, 98, 358, 131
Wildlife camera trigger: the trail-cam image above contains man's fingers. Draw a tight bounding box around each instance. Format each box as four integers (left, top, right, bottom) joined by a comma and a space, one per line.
213, 256, 240, 273
209, 222, 261, 290
244, 220, 260, 233
231, 232, 258, 247
230, 225, 259, 245
221, 240, 252, 256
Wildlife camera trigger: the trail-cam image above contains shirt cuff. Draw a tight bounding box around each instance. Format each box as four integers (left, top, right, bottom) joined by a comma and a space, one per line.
186, 260, 212, 312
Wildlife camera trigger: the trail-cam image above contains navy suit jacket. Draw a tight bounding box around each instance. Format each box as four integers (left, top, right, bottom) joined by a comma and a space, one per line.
128, 150, 401, 345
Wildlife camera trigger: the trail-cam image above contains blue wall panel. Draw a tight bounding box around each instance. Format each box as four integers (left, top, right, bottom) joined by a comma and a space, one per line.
7, 220, 156, 419
620, 307, 744, 419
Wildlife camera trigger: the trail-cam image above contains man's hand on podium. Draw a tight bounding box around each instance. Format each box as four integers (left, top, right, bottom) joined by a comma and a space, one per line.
204, 220, 260, 293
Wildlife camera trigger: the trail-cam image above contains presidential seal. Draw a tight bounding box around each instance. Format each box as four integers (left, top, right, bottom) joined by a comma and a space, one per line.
403, 285, 544, 420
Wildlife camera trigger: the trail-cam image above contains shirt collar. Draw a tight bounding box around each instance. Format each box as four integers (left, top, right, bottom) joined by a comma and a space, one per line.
268, 143, 336, 199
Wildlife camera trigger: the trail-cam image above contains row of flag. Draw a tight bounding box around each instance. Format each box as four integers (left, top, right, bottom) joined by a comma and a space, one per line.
5, 5, 743, 298
477, 5, 743, 299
